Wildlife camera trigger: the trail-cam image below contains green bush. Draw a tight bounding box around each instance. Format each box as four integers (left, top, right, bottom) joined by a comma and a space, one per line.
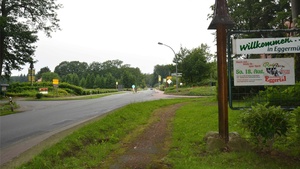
251, 83, 300, 108
59, 83, 84, 95
36, 93, 43, 99
293, 107, 300, 140
240, 103, 291, 151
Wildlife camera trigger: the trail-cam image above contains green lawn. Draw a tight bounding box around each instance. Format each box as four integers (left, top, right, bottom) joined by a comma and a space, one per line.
165, 99, 300, 169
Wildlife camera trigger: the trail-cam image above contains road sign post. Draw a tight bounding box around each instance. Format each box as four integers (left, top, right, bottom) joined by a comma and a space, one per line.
53, 79, 59, 96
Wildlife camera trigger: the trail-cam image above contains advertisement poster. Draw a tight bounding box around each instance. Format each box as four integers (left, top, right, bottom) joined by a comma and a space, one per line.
232, 37, 300, 54
234, 58, 295, 86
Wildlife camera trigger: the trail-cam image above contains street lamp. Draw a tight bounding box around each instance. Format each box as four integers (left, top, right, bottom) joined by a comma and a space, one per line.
158, 42, 178, 92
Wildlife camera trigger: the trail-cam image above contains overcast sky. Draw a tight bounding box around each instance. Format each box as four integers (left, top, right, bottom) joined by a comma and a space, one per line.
13, 0, 216, 76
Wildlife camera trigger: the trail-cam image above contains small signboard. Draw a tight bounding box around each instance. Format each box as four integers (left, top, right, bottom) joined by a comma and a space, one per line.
28, 76, 35, 82
233, 58, 295, 86
39, 88, 48, 94
171, 73, 182, 77
1, 84, 9, 91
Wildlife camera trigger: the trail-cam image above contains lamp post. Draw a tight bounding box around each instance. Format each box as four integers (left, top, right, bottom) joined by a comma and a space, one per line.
158, 42, 178, 92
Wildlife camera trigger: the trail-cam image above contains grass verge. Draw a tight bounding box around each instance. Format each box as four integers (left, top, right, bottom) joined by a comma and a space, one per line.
164, 86, 216, 96
16, 98, 188, 169
8, 97, 300, 168
0, 101, 18, 116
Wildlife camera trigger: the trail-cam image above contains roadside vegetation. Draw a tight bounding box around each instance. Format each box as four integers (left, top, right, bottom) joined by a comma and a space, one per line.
1, 85, 299, 168
0, 101, 18, 116
10, 97, 299, 169
0, 82, 119, 116
166, 100, 300, 169
164, 85, 216, 96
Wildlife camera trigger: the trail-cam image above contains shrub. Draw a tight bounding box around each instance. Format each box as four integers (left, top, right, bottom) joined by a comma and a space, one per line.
240, 103, 291, 151
59, 83, 84, 95
251, 83, 300, 108
293, 107, 300, 140
36, 93, 43, 99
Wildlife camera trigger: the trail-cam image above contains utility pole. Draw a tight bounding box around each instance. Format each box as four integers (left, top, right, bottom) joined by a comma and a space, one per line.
28, 61, 35, 86
208, 0, 234, 144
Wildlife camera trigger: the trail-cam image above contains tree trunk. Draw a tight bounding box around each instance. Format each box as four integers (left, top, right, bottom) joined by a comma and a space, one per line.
291, 0, 299, 26
291, 0, 300, 81
0, 0, 6, 77
0, 32, 4, 77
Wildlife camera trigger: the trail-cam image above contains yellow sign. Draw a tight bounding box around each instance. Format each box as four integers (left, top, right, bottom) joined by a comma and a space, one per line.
53, 79, 59, 85
28, 69, 35, 75
167, 76, 172, 80
28, 76, 35, 82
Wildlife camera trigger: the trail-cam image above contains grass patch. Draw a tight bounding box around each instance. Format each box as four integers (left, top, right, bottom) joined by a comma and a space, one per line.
0, 101, 18, 116
165, 98, 300, 169
164, 86, 216, 96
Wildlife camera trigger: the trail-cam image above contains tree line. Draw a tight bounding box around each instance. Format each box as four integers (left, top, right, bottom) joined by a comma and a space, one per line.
1, 0, 299, 86
37, 60, 146, 89
4, 43, 217, 89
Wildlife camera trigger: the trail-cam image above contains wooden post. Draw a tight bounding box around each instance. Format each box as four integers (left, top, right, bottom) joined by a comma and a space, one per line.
208, 0, 234, 143
216, 24, 229, 142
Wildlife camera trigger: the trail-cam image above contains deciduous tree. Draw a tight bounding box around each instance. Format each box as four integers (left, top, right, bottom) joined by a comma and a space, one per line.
36, 66, 51, 80
181, 44, 211, 85
41, 72, 59, 82
0, 0, 62, 79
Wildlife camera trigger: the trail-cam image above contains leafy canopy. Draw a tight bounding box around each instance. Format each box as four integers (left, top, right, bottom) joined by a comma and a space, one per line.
0, 0, 62, 79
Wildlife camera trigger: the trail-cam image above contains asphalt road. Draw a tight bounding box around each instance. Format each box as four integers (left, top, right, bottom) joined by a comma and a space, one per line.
0, 89, 172, 165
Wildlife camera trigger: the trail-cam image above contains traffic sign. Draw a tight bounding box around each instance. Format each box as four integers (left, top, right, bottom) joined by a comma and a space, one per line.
53, 79, 59, 85
167, 79, 172, 84
171, 73, 182, 77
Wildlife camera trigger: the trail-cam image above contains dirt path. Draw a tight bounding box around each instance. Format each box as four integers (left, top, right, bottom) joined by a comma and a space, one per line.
107, 103, 184, 169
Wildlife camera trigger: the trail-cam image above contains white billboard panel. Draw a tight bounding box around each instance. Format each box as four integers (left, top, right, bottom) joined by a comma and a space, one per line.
232, 37, 300, 54
233, 58, 295, 86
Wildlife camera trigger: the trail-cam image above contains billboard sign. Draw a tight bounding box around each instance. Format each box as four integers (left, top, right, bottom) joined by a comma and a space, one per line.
233, 58, 295, 86
233, 37, 300, 54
